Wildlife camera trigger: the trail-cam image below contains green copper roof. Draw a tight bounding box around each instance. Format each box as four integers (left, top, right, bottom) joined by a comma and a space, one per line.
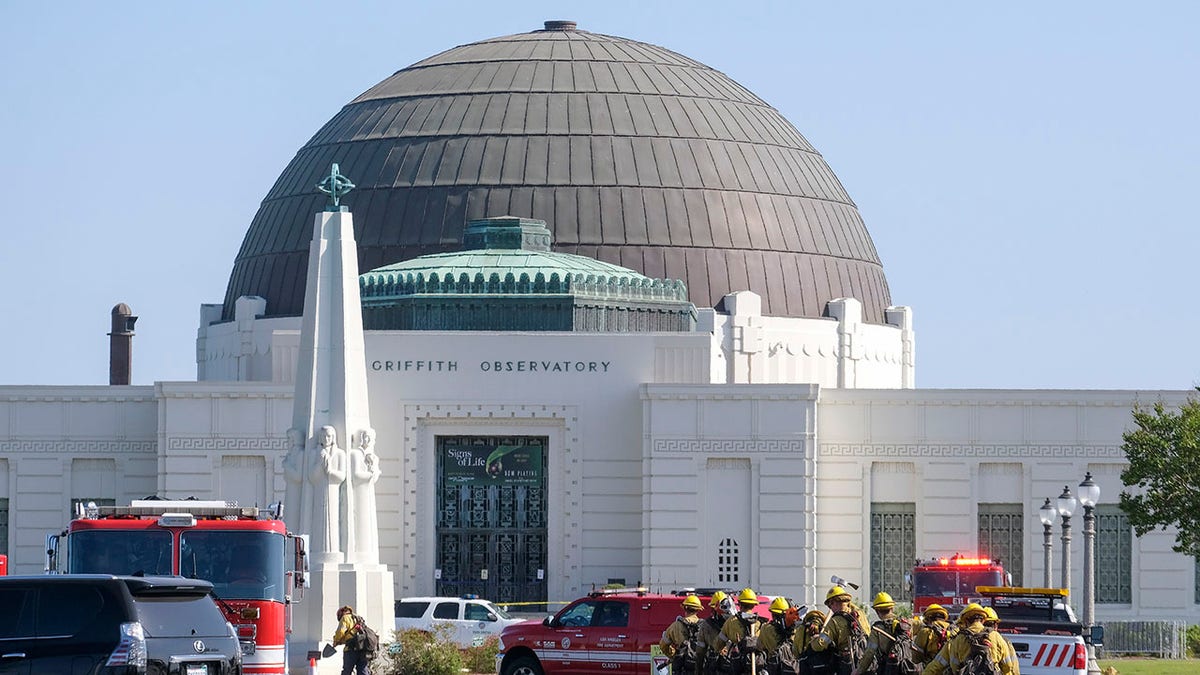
360, 216, 688, 301
362, 248, 652, 285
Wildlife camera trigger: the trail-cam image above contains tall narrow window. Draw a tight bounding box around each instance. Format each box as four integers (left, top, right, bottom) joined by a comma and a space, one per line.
870, 502, 915, 599
0, 498, 8, 556
717, 538, 740, 584
1095, 504, 1132, 603
978, 503, 1023, 586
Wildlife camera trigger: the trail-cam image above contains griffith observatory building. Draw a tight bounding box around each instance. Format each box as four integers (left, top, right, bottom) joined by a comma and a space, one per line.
1, 21, 1195, 626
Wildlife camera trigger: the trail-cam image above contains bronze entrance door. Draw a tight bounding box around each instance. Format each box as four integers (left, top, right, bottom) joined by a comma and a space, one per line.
436, 436, 548, 606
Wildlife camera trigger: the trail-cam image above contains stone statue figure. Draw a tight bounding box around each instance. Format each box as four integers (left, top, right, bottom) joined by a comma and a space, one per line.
349, 427, 382, 564
281, 427, 310, 535
308, 425, 346, 562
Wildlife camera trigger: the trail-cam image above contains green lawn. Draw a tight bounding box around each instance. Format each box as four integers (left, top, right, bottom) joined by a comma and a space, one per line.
1098, 658, 1200, 674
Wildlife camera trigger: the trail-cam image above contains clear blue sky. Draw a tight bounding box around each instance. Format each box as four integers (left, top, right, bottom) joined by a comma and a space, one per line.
2, 2, 1197, 389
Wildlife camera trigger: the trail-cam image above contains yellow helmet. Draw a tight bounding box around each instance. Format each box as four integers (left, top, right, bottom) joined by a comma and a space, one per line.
983, 607, 999, 622
769, 597, 789, 614
923, 604, 949, 620
737, 588, 759, 605
709, 591, 729, 609
871, 592, 895, 610
824, 585, 852, 606
803, 609, 826, 623
960, 603, 987, 622
682, 594, 702, 611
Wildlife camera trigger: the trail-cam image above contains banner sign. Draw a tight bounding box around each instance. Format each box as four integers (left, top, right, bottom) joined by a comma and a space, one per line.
443, 443, 543, 486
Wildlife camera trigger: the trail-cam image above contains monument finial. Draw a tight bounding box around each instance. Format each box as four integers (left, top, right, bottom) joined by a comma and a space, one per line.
316, 163, 355, 210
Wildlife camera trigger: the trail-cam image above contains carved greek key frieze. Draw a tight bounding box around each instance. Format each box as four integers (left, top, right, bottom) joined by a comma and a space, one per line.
0, 440, 156, 454
654, 439, 807, 454
166, 437, 288, 451
821, 444, 1122, 458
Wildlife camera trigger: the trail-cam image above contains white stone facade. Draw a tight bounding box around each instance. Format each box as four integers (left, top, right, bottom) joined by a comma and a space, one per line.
3, 309, 1196, 622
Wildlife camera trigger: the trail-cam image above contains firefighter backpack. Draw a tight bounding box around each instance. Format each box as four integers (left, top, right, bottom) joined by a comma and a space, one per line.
672, 619, 703, 675
351, 614, 381, 654
958, 629, 1001, 675
764, 621, 801, 675
879, 619, 919, 675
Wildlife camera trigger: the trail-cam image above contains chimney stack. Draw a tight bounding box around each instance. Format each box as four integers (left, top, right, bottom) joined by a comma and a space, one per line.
108, 303, 137, 385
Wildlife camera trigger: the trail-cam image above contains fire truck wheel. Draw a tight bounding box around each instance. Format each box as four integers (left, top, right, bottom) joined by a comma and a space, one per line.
502, 655, 544, 675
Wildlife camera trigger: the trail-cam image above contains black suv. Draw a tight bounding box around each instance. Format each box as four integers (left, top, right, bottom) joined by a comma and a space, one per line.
0, 574, 242, 675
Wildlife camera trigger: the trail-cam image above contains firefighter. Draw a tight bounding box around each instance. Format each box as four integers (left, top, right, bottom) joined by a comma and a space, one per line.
661, 594, 705, 675
759, 597, 801, 674
719, 587, 768, 673
795, 608, 829, 674
809, 586, 868, 675
700, 591, 734, 675
331, 605, 370, 675
851, 592, 911, 675
912, 604, 955, 667
921, 603, 1017, 675
982, 607, 1019, 672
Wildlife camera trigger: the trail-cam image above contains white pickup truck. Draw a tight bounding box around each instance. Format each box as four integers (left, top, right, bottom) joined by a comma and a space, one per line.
976, 586, 1092, 675
394, 595, 525, 647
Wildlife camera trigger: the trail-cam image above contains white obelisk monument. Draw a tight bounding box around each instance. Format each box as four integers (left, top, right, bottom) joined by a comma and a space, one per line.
284, 165, 394, 673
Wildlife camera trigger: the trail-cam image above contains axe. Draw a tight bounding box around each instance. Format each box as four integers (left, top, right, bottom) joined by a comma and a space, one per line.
831, 575, 860, 591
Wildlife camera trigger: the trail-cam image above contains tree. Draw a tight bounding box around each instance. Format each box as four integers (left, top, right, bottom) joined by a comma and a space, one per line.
1119, 392, 1200, 558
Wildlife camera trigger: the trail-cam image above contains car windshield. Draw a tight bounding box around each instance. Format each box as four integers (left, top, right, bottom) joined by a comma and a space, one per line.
134, 594, 232, 638
180, 530, 286, 602
914, 570, 1004, 596
69, 530, 173, 576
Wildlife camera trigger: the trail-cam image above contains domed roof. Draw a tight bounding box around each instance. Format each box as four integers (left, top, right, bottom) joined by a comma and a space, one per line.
223, 20, 890, 322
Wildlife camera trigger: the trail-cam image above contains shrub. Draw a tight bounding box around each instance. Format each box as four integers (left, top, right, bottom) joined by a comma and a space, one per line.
1186, 624, 1200, 658
374, 626, 463, 675
464, 635, 500, 673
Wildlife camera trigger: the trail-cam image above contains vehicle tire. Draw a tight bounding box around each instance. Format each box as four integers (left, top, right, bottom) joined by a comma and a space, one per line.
502, 654, 544, 675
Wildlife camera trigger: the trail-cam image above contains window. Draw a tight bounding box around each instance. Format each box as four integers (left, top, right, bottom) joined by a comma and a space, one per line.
0, 587, 34, 638
557, 600, 597, 627
37, 585, 104, 637
395, 601, 429, 619
871, 502, 915, 600
1195, 557, 1199, 605
978, 503, 1023, 586
0, 497, 8, 556
433, 602, 459, 619
591, 601, 629, 627
718, 537, 740, 584
465, 602, 492, 621
1095, 504, 1132, 603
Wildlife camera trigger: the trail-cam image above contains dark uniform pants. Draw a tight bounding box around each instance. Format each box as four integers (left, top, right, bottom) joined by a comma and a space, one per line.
341, 646, 370, 675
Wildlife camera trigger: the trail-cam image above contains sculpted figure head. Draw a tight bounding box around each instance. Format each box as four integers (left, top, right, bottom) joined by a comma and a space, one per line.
359, 428, 376, 452
318, 425, 337, 450
286, 428, 303, 448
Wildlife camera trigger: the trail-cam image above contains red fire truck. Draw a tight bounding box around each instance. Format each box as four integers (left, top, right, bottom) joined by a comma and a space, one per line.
908, 554, 1011, 617
46, 499, 308, 675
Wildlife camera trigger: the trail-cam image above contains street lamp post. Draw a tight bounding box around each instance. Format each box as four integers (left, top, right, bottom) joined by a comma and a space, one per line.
1078, 472, 1102, 675
1038, 498, 1056, 588
1056, 485, 1077, 595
